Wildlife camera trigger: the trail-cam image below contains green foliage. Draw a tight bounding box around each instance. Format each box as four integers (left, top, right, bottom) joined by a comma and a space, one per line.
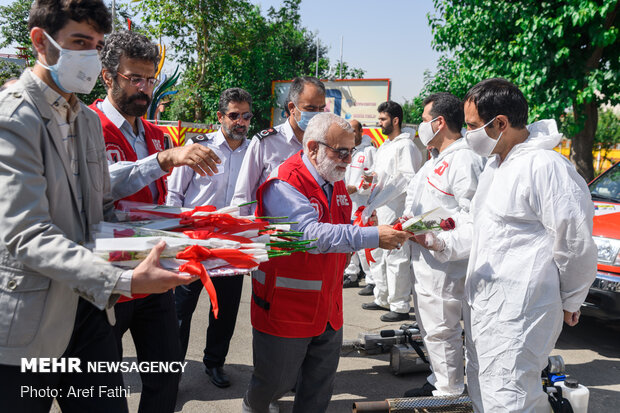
597, 110, 620, 147
418, 0, 619, 179
0, 0, 31, 52
137, 0, 364, 134
0, 60, 24, 86
402, 96, 424, 125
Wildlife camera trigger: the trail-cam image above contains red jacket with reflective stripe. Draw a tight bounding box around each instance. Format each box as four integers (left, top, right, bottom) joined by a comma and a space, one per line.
252, 151, 352, 338
89, 100, 168, 302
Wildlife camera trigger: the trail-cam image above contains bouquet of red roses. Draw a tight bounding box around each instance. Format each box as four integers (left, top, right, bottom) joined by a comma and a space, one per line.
93, 201, 315, 318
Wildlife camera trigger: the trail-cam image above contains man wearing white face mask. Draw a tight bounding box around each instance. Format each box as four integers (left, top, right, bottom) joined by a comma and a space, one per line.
361, 101, 423, 322
401, 93, 484, 398
231, 76, 326, 215
418, 78, 596, 412
0, 0, 195, 411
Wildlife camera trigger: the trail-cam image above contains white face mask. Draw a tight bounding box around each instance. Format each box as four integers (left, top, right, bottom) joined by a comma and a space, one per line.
38, 31, 101, 94
465, 117, 503, 157
418, 117, 440, 146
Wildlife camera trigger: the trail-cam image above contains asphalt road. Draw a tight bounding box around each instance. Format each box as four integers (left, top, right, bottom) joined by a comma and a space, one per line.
115, 276, 620, 412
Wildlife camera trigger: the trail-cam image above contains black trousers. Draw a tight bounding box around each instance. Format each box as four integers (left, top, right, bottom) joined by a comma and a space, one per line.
0, 298, 129, 413
175, 274, 244, 367
113, 290, 181, 413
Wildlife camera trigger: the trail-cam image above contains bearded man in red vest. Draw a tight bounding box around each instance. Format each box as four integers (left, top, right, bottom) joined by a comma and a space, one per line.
242, 113, 413, 413
89, 30, 220, 413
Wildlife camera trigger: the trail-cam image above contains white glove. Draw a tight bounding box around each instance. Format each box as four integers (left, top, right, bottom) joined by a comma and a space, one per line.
414, 232, 445, 252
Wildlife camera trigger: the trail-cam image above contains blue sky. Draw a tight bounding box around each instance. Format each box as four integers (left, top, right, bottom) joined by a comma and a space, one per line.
0, 0, 441, 102
251, 0, 441, 102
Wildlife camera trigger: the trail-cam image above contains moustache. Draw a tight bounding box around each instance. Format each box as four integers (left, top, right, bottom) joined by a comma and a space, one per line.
128, 92, 151, 105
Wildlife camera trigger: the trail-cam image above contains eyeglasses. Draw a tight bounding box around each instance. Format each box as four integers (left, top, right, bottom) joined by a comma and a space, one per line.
225, 111, 254, 121
318, 142, 356, 160
116, 72, 159, 89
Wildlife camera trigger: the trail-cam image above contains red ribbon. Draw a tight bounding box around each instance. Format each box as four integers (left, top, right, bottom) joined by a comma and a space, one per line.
353, 206, 376, 265
180, 213, 268, 233
183, 230, 253, 244
178, 260, 219, 319
176, 245, 258, 269
113, 228, 135, 238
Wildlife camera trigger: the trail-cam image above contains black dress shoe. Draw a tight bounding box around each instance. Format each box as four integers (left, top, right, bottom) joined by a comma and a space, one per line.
361, 302, 389, 311
380, 311, 410, 322
403, 381, 436, 397
205, 366, 230, 388
358, 284, 375, 296
343, 277, 360, 288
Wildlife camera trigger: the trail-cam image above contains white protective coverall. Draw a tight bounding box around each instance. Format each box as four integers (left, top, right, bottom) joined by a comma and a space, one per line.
344, 135, 376, 282
404, 137, 484, 396
372, 132, 423, 313
435, 120, 597, 412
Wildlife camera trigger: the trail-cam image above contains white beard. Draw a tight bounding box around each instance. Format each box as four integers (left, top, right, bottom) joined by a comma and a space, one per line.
316, 146, 347, 183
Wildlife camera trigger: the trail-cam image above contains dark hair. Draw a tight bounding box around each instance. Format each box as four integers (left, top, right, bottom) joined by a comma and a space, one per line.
28, 0, 112, 36
377, 100, 403, 127
219, 88, 252, 113
423, 92, 464, 134
464, 78, 528, 128
288, 76, 325, 105
99, 30, 159, 87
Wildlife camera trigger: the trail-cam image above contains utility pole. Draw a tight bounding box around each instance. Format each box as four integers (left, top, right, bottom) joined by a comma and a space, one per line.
339, 35, 343, 79
112, 0, 116, 31
315, 37, 319, 77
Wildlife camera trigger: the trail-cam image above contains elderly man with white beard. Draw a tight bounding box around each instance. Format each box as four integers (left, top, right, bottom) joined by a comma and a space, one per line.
242, 113, 413, 413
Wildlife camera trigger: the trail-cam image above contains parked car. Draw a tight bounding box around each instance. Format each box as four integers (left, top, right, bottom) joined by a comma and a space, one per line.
584, 162, 620, 319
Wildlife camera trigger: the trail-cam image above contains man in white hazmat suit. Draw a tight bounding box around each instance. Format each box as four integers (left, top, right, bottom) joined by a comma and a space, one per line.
418, 78, 597, 412
343, 119, 377, 289
402, 92, 484, 397
361, 101, 423, 322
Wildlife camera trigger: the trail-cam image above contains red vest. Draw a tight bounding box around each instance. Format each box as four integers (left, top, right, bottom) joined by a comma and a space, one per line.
89, 99, 167, 205
252, 151, 352, 338
90, 99, 168, 303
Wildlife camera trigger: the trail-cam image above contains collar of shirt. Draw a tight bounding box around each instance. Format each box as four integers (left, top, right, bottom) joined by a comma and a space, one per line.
99, 97, 145, 151
213, 128, 250, 152
27, 69, 80, 122
283, 117, 301, 145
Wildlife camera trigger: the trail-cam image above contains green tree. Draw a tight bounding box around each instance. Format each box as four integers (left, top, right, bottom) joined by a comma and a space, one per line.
0, 0, 31, 52
138, 0, 364, 132
421, 0, 619, 181
0, 60, 24, 86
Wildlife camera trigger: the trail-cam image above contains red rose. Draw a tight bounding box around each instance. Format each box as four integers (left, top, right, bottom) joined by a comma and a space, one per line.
440, 218, 455, 231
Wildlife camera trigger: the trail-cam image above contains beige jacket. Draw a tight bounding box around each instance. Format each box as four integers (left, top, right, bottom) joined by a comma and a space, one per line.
0, 70, 123, 365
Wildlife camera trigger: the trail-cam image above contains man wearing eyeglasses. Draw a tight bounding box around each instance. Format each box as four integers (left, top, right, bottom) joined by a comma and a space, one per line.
89, 30, 221, 413
231, 76, 326, 215
167, 87, 253, 389
243, 113, 413, 413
